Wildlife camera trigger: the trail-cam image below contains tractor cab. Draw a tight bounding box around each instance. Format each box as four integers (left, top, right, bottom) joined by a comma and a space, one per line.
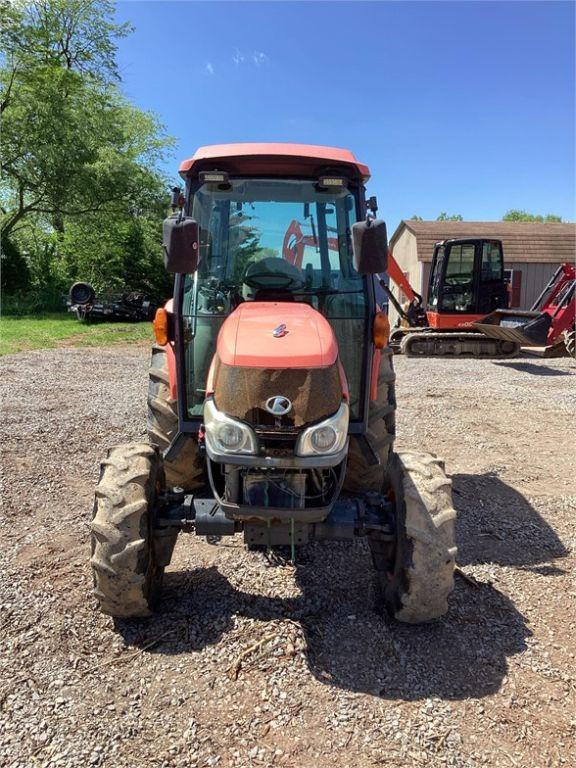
168, 146, 382, 427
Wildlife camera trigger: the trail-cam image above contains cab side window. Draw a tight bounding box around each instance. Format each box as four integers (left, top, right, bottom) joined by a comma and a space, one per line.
481, 242, 503, 282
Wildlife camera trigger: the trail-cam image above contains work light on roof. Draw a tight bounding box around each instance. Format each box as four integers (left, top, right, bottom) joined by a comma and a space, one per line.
318, 176, 347, 190
199, 170, 229, 184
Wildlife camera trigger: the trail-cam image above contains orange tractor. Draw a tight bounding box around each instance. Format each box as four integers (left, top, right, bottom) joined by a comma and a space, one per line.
90, 144, 457, 624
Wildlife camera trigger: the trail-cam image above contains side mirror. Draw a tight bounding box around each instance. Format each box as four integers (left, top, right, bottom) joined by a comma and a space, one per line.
352, 219, 388, 274
162, 216, 199, 273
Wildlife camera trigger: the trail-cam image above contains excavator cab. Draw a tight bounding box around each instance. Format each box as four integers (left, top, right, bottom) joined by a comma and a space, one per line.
388, 237, 520, 357
427, 238, 509, 322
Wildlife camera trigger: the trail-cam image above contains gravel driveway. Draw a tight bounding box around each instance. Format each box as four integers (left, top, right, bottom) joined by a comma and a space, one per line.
1, 347, 574, 768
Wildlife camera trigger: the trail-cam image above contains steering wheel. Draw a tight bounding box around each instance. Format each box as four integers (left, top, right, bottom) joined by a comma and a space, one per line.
243, 272, 301, 289
243, 257, 304, 291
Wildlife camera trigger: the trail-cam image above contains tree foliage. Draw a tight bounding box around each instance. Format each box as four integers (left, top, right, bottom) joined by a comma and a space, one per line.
502, 210, 563, 223
0, 0, 174, 308
408, 214, 464, 221
436, 212, 463, 221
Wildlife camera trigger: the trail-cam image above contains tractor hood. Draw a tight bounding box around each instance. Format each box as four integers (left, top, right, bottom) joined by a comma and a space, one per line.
216, 302, 338, 369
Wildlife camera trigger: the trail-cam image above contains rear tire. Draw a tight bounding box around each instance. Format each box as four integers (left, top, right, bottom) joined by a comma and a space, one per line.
90, 443, 167, 618
370, 450, 457, 623
147, 344, 204, 491
69, 281, 95, 306
343, 346, 396, 493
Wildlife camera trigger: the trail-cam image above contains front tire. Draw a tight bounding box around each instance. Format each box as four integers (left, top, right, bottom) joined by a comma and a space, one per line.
147, 344, 204, 491
343, 346, 396, 493
90, 443, 166, 618
370, 450, 457, 623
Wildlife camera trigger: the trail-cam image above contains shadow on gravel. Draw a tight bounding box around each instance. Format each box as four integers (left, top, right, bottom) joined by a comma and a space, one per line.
452, 472, 569, 571
493, 361, 572, 376
115, 545, 534, 702
113, 475, 563, 701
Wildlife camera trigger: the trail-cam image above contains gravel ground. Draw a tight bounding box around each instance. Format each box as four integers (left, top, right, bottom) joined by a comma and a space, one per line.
1, 347, 575, 768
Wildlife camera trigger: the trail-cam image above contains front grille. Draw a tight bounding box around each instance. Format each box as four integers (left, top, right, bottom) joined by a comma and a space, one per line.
255, 429, 298, 458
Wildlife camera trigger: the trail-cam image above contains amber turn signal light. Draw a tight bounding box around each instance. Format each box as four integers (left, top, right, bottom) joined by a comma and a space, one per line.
373, 311, 390, 349
153, 308, 169, 346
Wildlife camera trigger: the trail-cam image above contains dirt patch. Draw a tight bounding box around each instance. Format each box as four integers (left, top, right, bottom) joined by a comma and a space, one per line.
1, 348, 575, 768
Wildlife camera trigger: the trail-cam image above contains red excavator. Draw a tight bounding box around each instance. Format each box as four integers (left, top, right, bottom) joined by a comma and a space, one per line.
379, 234, 575, 358
283, 213, 574, 359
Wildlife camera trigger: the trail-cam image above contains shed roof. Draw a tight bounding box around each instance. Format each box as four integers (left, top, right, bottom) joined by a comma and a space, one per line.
389, 220, 575, 264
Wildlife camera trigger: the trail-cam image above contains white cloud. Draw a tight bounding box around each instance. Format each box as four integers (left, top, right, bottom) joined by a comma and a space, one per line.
233, 48, 245, 66
205, 62, 214, 75
252, 51, 268, 67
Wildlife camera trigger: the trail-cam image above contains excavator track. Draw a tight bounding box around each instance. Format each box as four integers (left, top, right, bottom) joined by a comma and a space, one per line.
399, 331, 520, 358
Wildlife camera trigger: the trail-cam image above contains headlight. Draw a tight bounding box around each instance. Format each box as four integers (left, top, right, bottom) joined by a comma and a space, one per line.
204, 398, 257, 455
296, 401, 349, 457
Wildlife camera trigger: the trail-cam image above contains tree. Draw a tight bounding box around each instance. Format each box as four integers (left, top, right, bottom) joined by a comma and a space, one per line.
408, 214, 464, 221
0, 233, 30, 292
1, 1, 171, 238
436, 212, 463, 221
502, 210, 562, 223
228, 219, 277, 283
0, 0, 174, 303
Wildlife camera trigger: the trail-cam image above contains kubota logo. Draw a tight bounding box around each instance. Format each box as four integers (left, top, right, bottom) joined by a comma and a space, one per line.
272, 323, 288, 337
265, 396, 292, 416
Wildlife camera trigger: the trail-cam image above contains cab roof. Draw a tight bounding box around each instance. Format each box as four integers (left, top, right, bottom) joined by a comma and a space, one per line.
178, 143, 370, 181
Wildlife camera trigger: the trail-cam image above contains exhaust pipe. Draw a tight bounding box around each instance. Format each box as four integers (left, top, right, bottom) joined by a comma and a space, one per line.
473, 310, 551, 347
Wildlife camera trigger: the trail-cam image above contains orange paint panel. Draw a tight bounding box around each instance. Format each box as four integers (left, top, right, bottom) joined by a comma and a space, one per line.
179, 143, 370, 180
166, 342, 177, 400
161, 299, 177, 400
426, 311, 486, 329
370, 348, 381, 402
217, 302, 338, 369
205, 356, 217, 396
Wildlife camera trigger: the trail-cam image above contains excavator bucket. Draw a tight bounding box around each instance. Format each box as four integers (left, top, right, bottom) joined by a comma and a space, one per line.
473, 309, 552, 347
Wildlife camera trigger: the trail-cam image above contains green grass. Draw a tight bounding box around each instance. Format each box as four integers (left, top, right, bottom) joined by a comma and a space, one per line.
0, 313, 153, 356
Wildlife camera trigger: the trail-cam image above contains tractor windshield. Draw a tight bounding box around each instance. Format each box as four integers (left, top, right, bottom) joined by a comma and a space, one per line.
181, 178, 368, 420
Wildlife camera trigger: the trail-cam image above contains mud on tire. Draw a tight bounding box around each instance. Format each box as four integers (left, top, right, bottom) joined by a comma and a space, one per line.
90, 443, 169, 618
343, 346, 396, 493
370, 450, 457, 623
147, 344, 204, 491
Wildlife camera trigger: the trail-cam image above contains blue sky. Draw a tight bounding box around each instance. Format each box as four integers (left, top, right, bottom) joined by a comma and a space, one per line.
115, 0, 575, 232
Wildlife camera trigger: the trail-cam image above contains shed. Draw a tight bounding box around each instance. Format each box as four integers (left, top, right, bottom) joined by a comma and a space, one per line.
387, 220, 575, 323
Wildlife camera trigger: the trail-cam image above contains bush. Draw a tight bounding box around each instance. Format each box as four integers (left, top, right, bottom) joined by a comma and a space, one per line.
1, 235, 31, 293
1, 287, 67, 316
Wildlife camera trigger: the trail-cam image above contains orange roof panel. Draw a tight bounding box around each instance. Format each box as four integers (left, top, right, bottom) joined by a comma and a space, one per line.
178, 142, 370, 180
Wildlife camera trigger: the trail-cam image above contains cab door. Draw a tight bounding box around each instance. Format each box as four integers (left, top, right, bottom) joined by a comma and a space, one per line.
437, 241, 478, 313
429, 239, 508, 316
476, 240, 509, 313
